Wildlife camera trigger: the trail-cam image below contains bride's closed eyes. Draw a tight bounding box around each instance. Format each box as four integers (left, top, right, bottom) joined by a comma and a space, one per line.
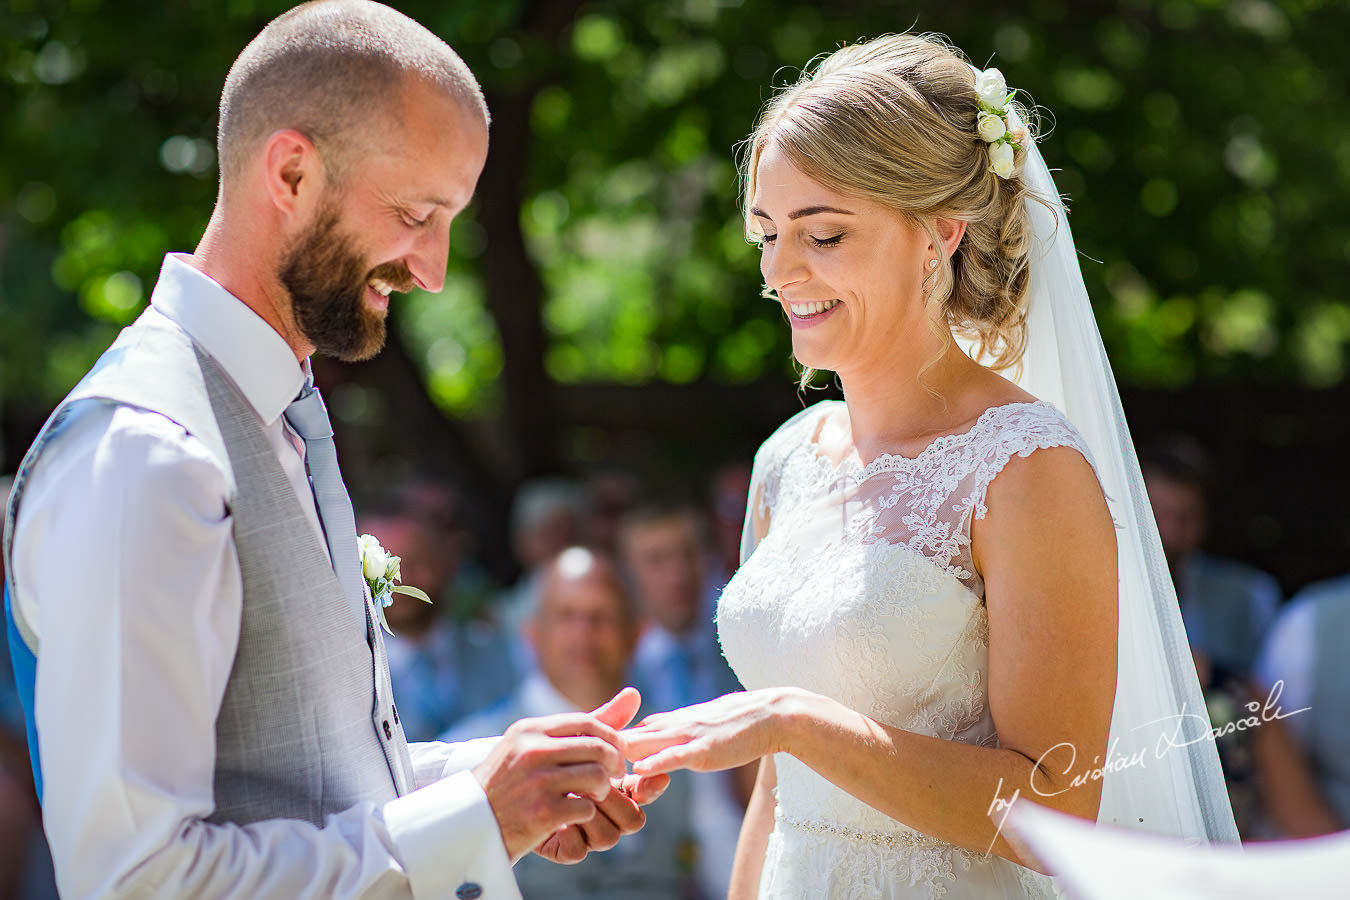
756, 231, 847, 248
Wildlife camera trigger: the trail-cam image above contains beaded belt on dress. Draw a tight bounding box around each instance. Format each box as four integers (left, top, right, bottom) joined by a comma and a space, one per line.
775, 808, 969, 855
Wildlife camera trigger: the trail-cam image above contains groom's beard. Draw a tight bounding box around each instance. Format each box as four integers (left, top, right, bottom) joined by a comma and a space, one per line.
279, 199, 413, 363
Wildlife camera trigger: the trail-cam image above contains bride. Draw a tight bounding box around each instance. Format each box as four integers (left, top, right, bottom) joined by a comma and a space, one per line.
622, 33, 1237, 899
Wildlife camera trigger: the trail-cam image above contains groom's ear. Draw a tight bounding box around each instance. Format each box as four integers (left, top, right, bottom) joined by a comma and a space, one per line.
263, 129, 327, 224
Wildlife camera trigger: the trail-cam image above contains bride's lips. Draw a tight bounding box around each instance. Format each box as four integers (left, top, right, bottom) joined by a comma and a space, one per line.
785, 298, 842, 329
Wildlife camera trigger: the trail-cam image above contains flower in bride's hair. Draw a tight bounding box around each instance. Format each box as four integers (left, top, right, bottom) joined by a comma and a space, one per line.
976, 67, 1008, 108
977, 111, 1007, 143
358, 533, 433, 635
988, 141, 1016, 178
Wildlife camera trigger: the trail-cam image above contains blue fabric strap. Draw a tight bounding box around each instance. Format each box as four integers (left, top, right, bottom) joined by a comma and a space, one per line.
4, 584, 41, 800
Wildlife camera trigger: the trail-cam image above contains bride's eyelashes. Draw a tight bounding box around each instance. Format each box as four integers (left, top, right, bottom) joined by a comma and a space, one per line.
756, 232, 846, 248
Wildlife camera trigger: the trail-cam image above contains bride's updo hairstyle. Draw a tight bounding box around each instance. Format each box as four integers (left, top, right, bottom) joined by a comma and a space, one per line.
744, 34, 1040, 372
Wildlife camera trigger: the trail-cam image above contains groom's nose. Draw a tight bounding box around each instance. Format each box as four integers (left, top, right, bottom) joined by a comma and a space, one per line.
407, 222, 452, 293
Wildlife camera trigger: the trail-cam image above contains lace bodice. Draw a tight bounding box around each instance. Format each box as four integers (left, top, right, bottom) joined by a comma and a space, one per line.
717, 400, 1091, 899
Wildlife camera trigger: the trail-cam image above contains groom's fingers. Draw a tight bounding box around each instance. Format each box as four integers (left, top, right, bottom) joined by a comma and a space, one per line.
475, 714, 636, 859
537, 824, 588, 864
589, 686, 642, 731
535, 715, 627, 779
573, 797, 627, 850
529, 773, 660, 866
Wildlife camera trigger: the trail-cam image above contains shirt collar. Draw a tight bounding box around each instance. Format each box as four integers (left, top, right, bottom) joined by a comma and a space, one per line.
149, 253, 308, 425
520, 671, 581, 717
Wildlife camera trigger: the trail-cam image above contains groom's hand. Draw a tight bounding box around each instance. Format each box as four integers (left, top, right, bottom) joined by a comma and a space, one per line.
530, 688, 672, 864
473, 700, 629, 862
533, 770, 672, 864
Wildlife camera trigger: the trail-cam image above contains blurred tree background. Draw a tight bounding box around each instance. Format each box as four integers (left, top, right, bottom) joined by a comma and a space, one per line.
1, 0, 1347, 587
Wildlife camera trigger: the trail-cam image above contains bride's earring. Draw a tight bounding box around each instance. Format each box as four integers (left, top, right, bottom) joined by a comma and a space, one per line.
921, 258, 939, 299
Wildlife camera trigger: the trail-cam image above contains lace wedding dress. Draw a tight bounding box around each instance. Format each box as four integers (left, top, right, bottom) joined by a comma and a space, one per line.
717, 398, 1090, 900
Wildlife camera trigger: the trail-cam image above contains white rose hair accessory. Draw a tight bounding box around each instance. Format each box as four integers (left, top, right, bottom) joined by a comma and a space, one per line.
974, 67, 1026, 179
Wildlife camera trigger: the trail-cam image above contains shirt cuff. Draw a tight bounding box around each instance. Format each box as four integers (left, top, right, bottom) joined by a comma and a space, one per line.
439, 736, 500, 777
385, 769, 520, 900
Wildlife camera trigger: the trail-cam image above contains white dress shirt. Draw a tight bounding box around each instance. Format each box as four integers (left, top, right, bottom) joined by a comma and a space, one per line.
11, 255, 517, 900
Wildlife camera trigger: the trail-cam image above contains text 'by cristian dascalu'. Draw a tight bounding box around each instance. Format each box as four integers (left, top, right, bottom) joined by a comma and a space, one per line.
982, 680, 1307, 855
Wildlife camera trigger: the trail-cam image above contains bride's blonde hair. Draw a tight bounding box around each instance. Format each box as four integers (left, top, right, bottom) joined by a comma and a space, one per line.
743, 34, 1040, 380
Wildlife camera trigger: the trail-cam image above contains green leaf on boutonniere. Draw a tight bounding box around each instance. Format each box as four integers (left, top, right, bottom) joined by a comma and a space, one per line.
392, 584, 433, 604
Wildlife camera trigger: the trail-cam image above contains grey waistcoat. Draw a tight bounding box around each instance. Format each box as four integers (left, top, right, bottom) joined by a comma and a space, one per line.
5, 310, 415, 826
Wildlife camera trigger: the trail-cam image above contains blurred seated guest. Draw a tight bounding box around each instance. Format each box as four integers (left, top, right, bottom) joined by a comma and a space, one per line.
620, 503, 742, 712
619, 502, 746, 900
1141, 434, 1281, 687
495, 477, 584, 636
708, 461, 753, 590
580, 466, 641, 557
357, 493, 518, 743
444, 548, 699, 899
1249, 573, 1350, 838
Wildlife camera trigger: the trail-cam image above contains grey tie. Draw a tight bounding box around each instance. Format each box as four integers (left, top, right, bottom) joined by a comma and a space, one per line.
285, 384, 365, 617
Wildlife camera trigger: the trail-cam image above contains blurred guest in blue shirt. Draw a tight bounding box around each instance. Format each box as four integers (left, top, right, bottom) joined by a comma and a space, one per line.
1141, 435, 1280, 687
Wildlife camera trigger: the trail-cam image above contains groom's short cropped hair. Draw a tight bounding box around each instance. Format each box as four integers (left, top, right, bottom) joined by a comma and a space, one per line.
216, 0, 488, 188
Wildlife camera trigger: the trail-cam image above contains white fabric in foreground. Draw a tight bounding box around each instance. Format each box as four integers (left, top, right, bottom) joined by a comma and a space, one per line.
1005, 801, 1342, 898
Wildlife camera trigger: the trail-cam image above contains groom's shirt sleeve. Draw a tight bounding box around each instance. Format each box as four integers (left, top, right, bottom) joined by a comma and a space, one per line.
12, 403, 519, 900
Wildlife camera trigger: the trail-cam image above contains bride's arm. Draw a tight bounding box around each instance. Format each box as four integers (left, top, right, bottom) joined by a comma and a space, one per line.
728, 756, 777, 900
626, 446, 1117, 867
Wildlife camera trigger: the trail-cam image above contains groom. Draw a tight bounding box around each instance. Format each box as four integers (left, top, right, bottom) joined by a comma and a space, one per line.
1, 2, 663, 898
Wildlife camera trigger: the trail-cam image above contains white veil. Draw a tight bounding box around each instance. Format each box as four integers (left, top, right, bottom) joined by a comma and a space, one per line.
1009, 134, 1239, 843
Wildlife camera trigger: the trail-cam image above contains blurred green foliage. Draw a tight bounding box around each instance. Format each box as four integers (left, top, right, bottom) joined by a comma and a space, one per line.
3, 0, 1349, 429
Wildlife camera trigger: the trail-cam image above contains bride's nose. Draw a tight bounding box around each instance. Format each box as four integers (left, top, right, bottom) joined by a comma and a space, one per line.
761, 242, 809, 295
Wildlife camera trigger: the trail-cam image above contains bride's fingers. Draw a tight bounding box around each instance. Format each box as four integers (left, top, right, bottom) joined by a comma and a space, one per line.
627, 711, 673, 731
621, 772, 671, 805
630, 750, 681, 776
631, 740, 714, 775
621, 728, 691, 761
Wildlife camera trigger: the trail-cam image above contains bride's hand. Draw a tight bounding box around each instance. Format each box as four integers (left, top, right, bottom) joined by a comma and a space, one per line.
622, 688, 794, 775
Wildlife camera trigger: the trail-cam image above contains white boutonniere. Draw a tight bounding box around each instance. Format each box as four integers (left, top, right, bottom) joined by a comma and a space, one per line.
358, 533, 432, 635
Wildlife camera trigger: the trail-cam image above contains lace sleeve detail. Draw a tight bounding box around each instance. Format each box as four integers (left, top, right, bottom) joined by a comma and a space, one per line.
968, 402, 1099, 522
740, 402, 834, 564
